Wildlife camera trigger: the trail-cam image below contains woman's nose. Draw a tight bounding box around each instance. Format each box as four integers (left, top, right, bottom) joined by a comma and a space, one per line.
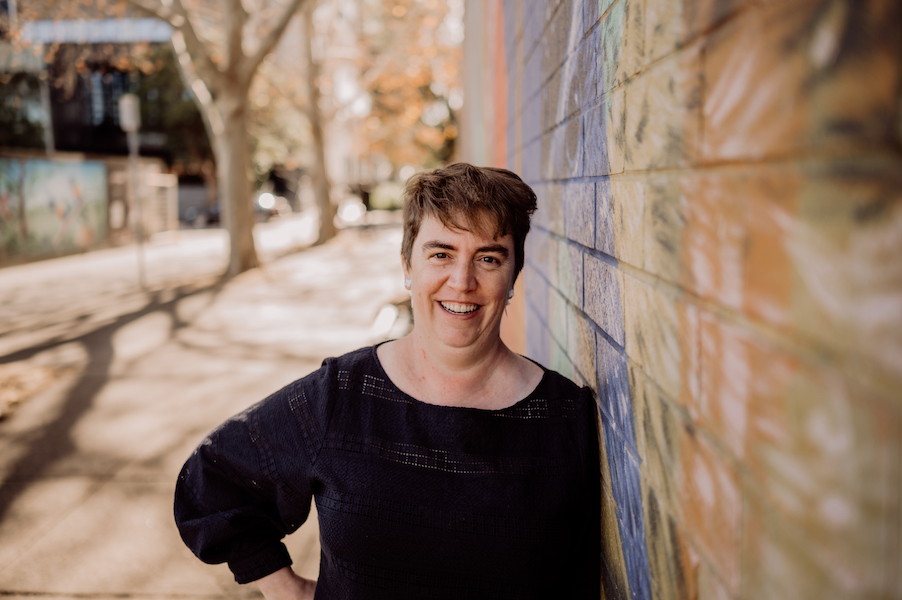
448, 260, 477, 292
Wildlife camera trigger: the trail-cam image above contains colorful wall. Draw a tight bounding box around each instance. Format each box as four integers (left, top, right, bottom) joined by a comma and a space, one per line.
462, 1, 902, 598
0, 153, 176, 265
0, 156, 108, 263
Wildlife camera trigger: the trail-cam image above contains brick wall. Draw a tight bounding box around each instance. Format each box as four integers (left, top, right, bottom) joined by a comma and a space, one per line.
461, 1, 902, 598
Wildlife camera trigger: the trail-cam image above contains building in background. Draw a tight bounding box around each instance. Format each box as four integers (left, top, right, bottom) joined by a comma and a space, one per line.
0, 9, 192, 263
461, 1, 902, 599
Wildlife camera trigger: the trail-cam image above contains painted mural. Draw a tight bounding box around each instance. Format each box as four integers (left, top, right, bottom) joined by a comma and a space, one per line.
487, 2, 656, 597
0, 158, 108, 260
466, 0, 902, 599
0, 159, 25, 261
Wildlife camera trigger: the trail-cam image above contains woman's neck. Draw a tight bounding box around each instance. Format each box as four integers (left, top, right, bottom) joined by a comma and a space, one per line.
379, 333, 541, 410
404, 330, 513, 383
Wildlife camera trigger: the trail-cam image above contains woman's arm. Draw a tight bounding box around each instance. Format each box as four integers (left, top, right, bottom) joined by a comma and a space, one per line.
256, 567, 317, 600
175, 370, 334, 584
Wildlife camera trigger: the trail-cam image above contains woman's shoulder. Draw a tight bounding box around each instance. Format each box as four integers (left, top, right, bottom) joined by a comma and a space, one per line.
325, 345, 381, 373
266, 346, 379, 402
225, 347, 380, 452
527, 360, 591, 401
220, 348, 372, 425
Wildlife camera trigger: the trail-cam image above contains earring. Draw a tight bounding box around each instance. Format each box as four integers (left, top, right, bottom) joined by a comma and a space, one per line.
404, 278, 412, 289
506, 288, 514, 307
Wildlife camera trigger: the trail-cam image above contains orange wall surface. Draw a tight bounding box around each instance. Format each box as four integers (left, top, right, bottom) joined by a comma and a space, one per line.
462, 1, 902, 598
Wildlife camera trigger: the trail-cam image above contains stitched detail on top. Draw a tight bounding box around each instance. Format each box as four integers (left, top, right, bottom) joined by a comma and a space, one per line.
323, 430, 570, 476
247, 412, 277, 487
340, 368, 583, 419
338, 370, 412, 404
493, 397, 578, 419
248, 409, 308, 510
288, 384, 322, 463
317, 488, 563, 541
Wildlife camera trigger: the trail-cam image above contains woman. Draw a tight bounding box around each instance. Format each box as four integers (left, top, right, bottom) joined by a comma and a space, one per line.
174, 163, 600, 599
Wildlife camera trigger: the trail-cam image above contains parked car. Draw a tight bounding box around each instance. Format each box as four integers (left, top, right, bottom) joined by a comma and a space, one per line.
182, 193, 291, 228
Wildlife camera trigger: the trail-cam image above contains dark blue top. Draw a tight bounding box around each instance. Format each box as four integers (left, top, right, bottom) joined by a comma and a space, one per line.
174, 346, 601, 598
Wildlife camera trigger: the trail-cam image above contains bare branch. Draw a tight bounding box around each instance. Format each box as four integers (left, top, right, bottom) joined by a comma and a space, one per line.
122, 0, 172, 23
168, 0, 226, 90
222, 0, 249, 75
124, 0, 222, 92
169, 32, 224, 143
241, 0, 307, 84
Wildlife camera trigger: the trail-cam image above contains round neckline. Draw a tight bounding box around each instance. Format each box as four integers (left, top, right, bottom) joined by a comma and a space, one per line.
369, 342, 549, 413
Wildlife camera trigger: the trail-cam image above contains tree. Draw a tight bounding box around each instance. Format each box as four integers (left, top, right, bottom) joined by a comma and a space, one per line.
354, 0, 463, 170
246, 1, 336, 245
134, 45, 216, 207
124, 0, 308, 275
301, 1, 336, 244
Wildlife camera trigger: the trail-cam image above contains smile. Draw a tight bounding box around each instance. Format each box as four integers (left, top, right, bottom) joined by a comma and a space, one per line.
440, 301, 480, 315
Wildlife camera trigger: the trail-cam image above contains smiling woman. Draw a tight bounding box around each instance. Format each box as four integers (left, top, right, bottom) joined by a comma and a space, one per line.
174, 163, 601, 599
383, 166, 540, 409
399, 217, 518, 377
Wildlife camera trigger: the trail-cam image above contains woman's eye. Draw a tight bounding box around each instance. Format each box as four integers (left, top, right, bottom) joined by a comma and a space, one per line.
432, 252, 447, 259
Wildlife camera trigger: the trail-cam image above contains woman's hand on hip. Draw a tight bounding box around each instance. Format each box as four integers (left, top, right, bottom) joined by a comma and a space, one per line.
256, 566, 317, 600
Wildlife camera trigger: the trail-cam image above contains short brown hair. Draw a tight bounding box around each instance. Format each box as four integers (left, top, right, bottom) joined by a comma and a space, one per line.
401, 163, 537, 282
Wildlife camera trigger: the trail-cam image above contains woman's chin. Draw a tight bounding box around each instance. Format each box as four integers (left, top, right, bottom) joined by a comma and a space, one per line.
430, 324, 501, 351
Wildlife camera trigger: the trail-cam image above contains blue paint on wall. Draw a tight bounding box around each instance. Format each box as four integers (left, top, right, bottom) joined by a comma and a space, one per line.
507, 2, 655, 599
601, 417, 652, 599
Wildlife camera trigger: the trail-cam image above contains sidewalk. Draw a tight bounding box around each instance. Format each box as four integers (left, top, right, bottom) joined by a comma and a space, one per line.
0, 212, 320, 359
0, 220, 407, 598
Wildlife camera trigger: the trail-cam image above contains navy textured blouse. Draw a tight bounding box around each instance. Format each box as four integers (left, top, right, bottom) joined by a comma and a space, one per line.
174, 346, 601, 598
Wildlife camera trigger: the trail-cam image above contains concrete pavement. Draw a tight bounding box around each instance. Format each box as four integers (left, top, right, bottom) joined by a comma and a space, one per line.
0, 218, 407, 598
0, 212, 320, 360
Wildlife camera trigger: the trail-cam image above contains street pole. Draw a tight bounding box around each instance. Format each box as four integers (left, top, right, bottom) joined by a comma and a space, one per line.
118, 94, 145, 290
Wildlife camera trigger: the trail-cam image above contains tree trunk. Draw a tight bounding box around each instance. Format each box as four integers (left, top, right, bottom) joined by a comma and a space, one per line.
200, 158, 217, 213
215, 88, 258, 276
304, 4, 336, 245
309, 104, 336, 245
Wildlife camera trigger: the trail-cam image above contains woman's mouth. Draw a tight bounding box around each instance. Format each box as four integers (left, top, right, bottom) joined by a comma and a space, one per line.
439, 301, 480, 315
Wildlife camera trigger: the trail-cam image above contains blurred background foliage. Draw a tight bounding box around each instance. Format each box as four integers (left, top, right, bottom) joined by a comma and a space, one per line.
353, 0, 463, 169
2, 0, 463, 180
1, 0, 464, 268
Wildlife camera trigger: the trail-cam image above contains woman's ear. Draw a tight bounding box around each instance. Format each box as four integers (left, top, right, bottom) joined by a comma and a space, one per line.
401, 256, 411, 289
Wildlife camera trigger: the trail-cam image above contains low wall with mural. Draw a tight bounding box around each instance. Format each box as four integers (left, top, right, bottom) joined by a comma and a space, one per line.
0, 156, 109, 263
462, 1, 901, 598
0, 152, 174, 265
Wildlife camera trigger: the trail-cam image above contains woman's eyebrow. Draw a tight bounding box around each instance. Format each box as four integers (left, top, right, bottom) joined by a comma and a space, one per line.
422, 241, 509, 257
477, 244, 510, 256
422, 241, 456, 252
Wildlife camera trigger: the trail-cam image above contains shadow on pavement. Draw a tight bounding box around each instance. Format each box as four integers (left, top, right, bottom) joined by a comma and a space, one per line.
0, 279, 228, 525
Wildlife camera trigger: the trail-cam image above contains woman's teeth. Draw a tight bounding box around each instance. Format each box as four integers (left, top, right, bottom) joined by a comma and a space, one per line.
440, 302, 479, 314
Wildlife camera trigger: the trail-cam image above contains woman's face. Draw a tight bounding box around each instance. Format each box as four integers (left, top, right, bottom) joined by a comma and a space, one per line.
404, 214, 516, 352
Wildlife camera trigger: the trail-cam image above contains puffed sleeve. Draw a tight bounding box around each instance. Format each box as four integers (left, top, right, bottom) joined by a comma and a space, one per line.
174, 363, 334, 584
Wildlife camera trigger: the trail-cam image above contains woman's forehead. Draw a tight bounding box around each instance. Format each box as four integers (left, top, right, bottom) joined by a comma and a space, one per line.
421, 210, 506, 241
419, 213, 501, 240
